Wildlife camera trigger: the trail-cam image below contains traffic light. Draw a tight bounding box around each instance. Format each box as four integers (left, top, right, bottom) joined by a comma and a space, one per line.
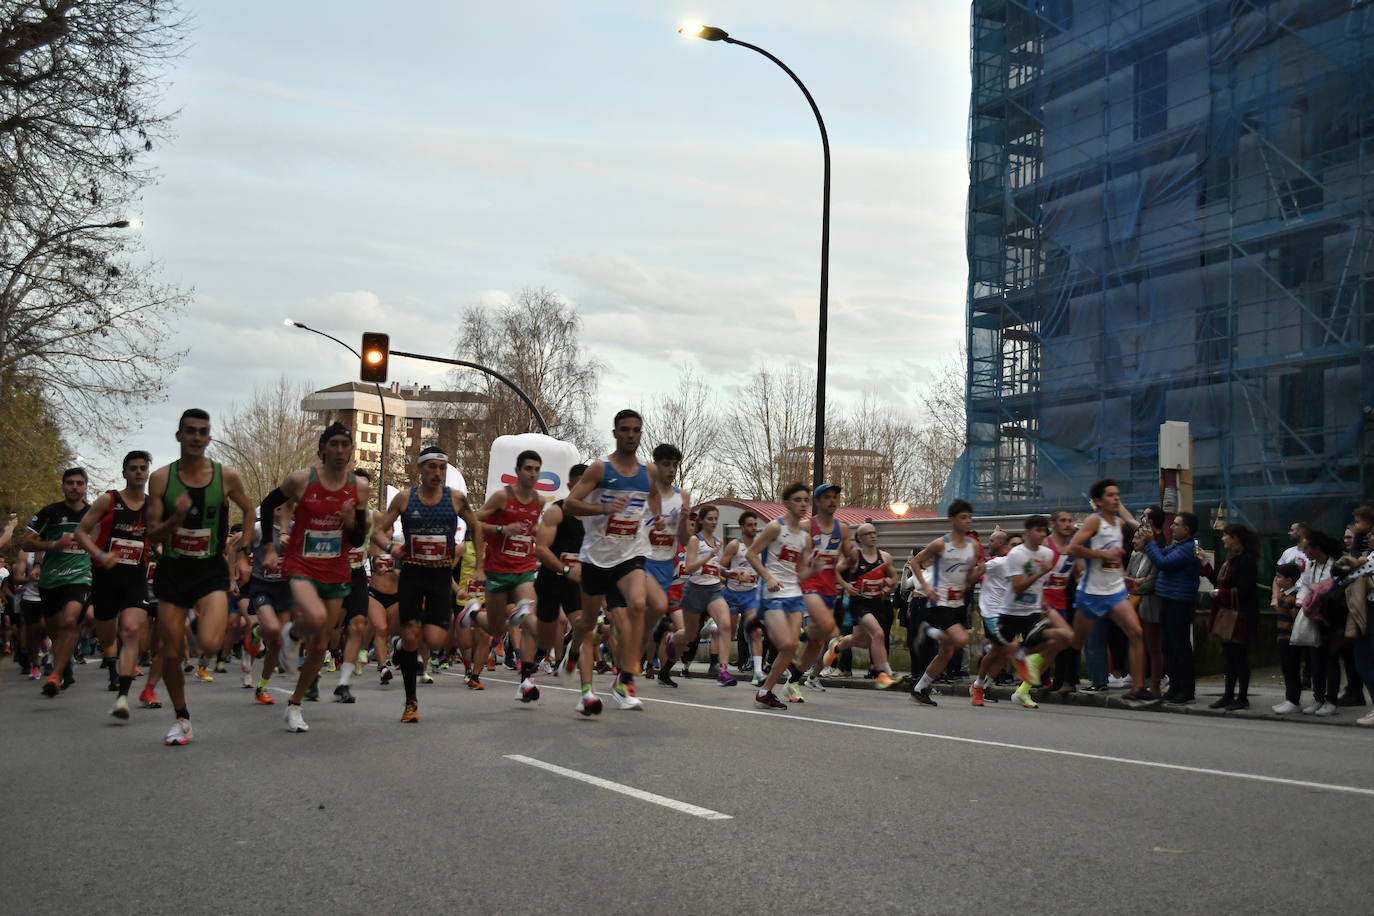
360, 332, 389, 383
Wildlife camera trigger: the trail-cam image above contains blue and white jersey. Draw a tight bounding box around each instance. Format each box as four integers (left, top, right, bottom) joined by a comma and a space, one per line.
1081, 514, 1125, 595
931, 534, 979, 608
641, 487, 683, 562
580, 455, 652, 568
761, 517, 808, 599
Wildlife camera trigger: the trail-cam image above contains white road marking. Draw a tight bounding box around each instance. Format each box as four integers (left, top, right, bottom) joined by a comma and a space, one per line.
468, 674, 1374, 799
505, 754, 732, 820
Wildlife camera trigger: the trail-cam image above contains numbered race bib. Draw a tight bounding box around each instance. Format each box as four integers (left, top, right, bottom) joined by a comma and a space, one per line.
1102, 558, 1122, 570
1014, 590, 1038, 606
859, 578, 886, 597
372, 553, 396, 575
502, 534, 534, 558
778, 545, 800, 568
815, 552, 838, 570
108, 537, 145, 567
1047, 574, 1068, 589
172, 527, 212, 558
606, 510, 642, 539
733, 570, 758, 587
61, 537, 85, 555
648, 527, 675, 548
944, 587, 964, 604
409, 534, 448, 562
303, 529, 342, 559
559, 551, 582, 569
348, 546, 366, 569
702, 560, 720, 578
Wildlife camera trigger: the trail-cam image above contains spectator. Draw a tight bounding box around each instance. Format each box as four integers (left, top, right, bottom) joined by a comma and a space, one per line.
1125, 524, 1163, 697
1350, 506, 1374, 726
1270, 562, 1304, 714
1144, 511, 1202, 705
1207, 523, 1259, 710
1337, 508, 1373, 706
1298, 529, 1345, 716
1278, 521, 1309, 572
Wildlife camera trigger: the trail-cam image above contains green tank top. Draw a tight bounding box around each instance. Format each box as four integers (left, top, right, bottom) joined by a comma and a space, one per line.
162, 460, 227, 560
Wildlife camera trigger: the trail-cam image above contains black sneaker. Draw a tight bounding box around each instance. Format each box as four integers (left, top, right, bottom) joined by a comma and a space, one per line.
305, 678, 320, 702
1225, 698, 1250, 711
333, 685, 355, 704
910, 688, 938, 707
1082, 683, 1108, 693
1207, 696, 1233, 710
60, 664, 75, 690
754, 690, 787, 710
657, 674, 678, 688
1123, 690, 1162, 708
1165, 695, 1195, 706
706, 663, 719, 679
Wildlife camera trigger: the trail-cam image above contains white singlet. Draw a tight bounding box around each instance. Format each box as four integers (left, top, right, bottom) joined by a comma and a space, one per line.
1082, 514, 1125, 595
931, 534, 979, 607
687, 533, 722, 586
762, 518, 807, 599
642, 488, 683, 562
1003, 543, 1055, 615
579, 455, 651, 569
725, 539, 759, 592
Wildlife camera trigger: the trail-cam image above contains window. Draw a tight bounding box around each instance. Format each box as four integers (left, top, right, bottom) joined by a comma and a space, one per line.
1134, 51, 1168, 140
1278, 236, 1323, 287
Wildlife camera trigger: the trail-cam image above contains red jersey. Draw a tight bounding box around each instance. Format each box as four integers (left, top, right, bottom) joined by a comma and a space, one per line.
483, 486, 543, 575
282, 468, 356, 585
1042, 538, 1075, 611
801, 516, 843, 596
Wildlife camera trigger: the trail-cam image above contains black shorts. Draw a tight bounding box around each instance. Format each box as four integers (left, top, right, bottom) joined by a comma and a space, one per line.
344, 568, 369, 621
248, 578, 292, 614
992, 613, 1038, 647
368, 587, 398, 609
580, 557, 644, 598
21, 599, 44, 626
850, 597, 888, 622
535, 571, 581, 623
923, 603, 967, 632
154, 556, 229, 609
91, 569, 147, 621
40, 584, 90, 618
399, 565, 453, 628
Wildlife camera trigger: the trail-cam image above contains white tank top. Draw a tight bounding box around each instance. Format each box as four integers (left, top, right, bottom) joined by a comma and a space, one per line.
725, 538, 759, 592
642, 488, 683, 562
932, 534, 978, 607
1082, 514, 1125, 595
762, 518, 807, 598
1004, 543, 1055, 615
579, 455, 651, 568
687, 533, 722, 586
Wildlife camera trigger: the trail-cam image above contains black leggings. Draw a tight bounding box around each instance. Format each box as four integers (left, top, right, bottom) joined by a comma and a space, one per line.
1220, 641, 1251, 700
1278, 641, 1303, 704
1309, 645, 1342, 704
1159, 596, 1197, 698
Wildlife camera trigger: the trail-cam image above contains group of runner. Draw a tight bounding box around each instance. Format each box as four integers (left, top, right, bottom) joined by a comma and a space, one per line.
9, 404, 1166, 746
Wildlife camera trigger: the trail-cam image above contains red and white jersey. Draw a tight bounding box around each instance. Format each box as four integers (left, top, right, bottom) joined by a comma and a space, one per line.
282, 468, 356, 586
1043, 538, 1076, 611
801, 516, 843, 596
484, 486, 543, 575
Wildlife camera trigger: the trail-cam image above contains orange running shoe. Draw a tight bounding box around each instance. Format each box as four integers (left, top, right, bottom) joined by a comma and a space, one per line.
875, 672, 898, 690
41, 674, 60, 697
970, 685, 985, 706
254, 687, 276, 705
466, 676, 485, 690
401, 699, 420, 723
138, 685, 161, 708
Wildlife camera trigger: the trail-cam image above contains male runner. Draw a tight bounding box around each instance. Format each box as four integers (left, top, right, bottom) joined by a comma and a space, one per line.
796, 484, 854, 690
640, 444, 688, 687
1011, 509, 1080, 705
22, 467, 92, 697
243, 499, 294, 705
824, 523, 900, 688
334, 468, 376, 704
372, 445, 483, 723
967, 527, 1011, 705
747, 483, 816, 709
534, 463, 587, 675
719, 510, 765, 685
259, 423, 369, 732
462, 449, 546, 703
563, 409, 662, 713
75, 451, 153, 718
145, 409, 257, 746
908, 499, 985, 707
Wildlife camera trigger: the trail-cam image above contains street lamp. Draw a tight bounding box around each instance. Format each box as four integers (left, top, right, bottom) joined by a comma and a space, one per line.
285, 320, 393, 505
2, 219, 141, 273
679, 22, 831, 489
889, 499, 910, 518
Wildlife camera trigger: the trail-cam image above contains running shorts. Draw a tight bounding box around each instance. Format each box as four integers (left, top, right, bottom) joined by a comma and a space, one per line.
368, 587, 398, 609
761, 594, 806, 614
249, 579, 292, 614
91, 569, 146, 621
21, 599, 44, 626
485, 569, 537, 597
644, 557, 676, 593
995, 613, 1038, 645
922, 603, 966, 632
1075, 588, 1127, 620
535, 573, 580, 623
39, 584, 90, 618
581, 557, 644, 598
154, 556, 229, 608
849, 596, 886, 621
289, 575, 351, 601
343, 567, 369, 620
724, 588, 759, 616
804, 592, 838, 611
681, 582, 723, 615
399, 566, 454, 628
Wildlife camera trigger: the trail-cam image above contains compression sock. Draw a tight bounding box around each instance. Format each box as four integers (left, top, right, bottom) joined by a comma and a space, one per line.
520, 660, 536, 678
117, 675, 134, 697
709, 653, 719, 669
397, 649, 418, 702
788, 663, 805, 682
581, 682, 594, 695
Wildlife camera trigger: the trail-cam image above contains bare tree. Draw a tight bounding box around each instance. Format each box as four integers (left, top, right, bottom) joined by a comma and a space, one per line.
640, 365, 729, 501
906, 353, 966, 511
717, 366, 816, 501
827, 394, 923, 508
211, 376, 320, 507
447, 288, 604, 496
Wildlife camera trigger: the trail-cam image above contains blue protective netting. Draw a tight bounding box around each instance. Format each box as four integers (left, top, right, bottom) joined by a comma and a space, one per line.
955, 0, 1374, 532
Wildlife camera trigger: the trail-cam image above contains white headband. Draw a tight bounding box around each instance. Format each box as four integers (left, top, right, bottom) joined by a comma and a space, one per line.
419, 453, 449, 464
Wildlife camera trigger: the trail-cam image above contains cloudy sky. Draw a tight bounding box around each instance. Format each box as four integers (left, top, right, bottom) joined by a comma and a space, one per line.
81, 0, 970, 481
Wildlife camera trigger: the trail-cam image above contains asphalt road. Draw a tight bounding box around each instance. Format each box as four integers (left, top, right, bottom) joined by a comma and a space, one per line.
3, 659, 1373, 915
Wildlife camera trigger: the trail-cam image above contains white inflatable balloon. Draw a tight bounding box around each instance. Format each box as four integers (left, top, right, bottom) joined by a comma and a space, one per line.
486, 433, 582, 504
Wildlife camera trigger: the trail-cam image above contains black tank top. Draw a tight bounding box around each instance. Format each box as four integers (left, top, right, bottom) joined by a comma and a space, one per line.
549, 499, 584, 558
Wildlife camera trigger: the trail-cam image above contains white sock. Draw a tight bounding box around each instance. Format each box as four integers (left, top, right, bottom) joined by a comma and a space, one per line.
752, 655, 763, 674
882, 663, 894, 675
915, 673, 933, 692
973, 675, 986, 688
338, 662, 353, 688
925, 626, 942, 641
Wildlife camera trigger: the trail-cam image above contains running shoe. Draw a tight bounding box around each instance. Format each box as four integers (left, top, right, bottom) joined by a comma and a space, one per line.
254, 687, 276, 705
111, 695, 131, 720
456, 599, 481, 630
401, 699, 419, 723
284, 704, 309, 733
804, 673, 826, 692
419, 671, 434, 685
576, 692, 603, 716
183, 660, 195, 674
656, 674, 678, 688
379, 665, 393, 686
60, 664, 75, 690
910, 688, 937, 707
1011, 684, 1038, 709
874, 672, 898, 690
537, 658, 555, 676
751, 672, 766, 687
822, 636, 842, 670
970, 685, 985, 707
611, 682, 644, 710
244, 626, 263, 658
755, 690, 787, 710
139, 685, 161, 708
518, 678, 540, 703
164, 718, 193, 746
717, 667, 737, 687
706, 662, 719, 679
28, 665, 41, 680
214, 658, 229, 674
1271, 700, 1300, 715
323, 652, 336, 673
820, 665, 844, 678
333, 684, 355, 704
466, 675, 485, 690
786, 681, 805, 703
508, 603, 533, 626
355, 649, 369, 669
41, 674, 60, 697
241, 667, 254, 689
1012, 651, 1042, 687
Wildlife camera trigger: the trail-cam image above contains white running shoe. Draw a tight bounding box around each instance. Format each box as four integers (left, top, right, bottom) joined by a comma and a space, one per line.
517, 678, 540, 703
1271, 700, 1300, 715
819, 666, 843, 678
456, 599, 482, 630
284, 704, 309, 732
804, 673, 826, 692
164, 718, 193, 746
537, 658, 554, 675
1107, 675, 1130, 689
610, 683, 644, 710
1314, 702, 1337, 717
1357, 708, 1374, 727
576, 692, 603, 716
110, 695, 130, 720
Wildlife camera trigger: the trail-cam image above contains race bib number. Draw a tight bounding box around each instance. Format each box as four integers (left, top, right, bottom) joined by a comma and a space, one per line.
172, 527, 212, 558
61, 537, 85, 555
701, 561, 720, 578
1102, 558, 1122, 570
606, 511, 641, 539
559, 551, 582, 569
1014, 591, 1038, 606
733, 570, 758, 587
648, 528, 675, 548
814, 552, 838, 570
859, 578, 886, 597
303, 529, 342, 559
778, 545, 800, 567
108, 537, 145, 566
502, 534, 534, 558
409, 534, 448, 562
348, 546, 366, 569
372, 553, 396, 575
944, 587, 964, 603
1047, 574, 1068, 589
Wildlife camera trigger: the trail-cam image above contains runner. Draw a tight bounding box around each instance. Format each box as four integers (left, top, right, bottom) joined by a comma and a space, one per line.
640, 444, 688, 688
372, 445, 483, 723
533, 463, 588, 680
720, 511, 766, 686
145, 408, 257, 746
1011, 509, 1081, 706
14, 551, 45, 680
461, 450, 546, 703
823, 523, 900, 689
907, 499, 985, 707
747, 483, 816, 709
21, 467, 91, 697
242, 499, 294, 706
365, 526, 399, 686
333, 468, 375, 704
258, 423, 369, 732
966, 527, 1011, 705
563, 409, 666, 713
74, 451, 152, 718
137, 552, 164, 708
796, 484, 854, 690
680, 505, 736, 686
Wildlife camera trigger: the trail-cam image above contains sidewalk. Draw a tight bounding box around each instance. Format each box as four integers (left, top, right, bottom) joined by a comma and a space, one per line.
815, 665, 1374, 728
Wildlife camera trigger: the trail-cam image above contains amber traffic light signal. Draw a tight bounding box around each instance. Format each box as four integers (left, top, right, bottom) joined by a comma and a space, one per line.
360, 332, 389, 383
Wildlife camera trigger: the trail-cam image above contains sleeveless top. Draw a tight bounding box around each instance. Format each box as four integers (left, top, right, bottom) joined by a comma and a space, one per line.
250, 519, 287, 582
643, 487, 683, 562
1042, 537, 1075, 610
931, 534, 979, 608
283, 468, 357, 585
401, 486, 458, 569
802, 516, 843, 596
547, 498, 585, 571
687, 533, 722, 586
762, 518, 808, 599
849, 549, 889, 601
579, 455, 651, 568
96, 490, 148, 571
1081, 514, 1125, 595
485, 486, 543, 574
162, 460, 227, 560
725, 538, 759, 592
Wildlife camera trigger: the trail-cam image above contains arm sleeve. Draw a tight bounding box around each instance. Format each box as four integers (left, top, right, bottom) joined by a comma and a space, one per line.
257, 489, 288, 545
346, 509, 367, 547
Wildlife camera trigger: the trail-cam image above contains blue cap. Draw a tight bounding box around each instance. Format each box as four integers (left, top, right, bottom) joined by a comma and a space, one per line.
813, 483, 841, 500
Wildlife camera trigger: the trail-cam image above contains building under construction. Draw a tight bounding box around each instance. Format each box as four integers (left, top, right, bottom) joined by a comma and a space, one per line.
960, 0, 1374, 532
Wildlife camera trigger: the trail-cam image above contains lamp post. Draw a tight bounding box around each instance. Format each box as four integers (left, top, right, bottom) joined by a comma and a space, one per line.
678, 22, 830, 489
285, 320, 393, 505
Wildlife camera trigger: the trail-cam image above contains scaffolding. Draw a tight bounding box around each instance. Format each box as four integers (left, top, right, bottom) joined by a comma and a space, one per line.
959, 0, 1374, 532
